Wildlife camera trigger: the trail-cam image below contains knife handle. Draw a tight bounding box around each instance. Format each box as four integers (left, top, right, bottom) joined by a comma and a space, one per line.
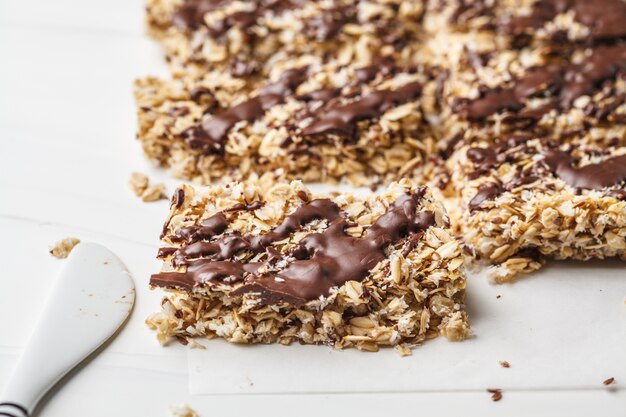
0, 402, 28, 417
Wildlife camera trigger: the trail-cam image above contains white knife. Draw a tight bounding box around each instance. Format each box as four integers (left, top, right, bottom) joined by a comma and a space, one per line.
0, 242, 135, 417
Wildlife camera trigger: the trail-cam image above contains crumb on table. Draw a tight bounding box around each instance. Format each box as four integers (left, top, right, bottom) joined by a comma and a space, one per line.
128, 171, 167, 202
487, 388, 502, 402
49, 237, 80, 259
169, 404, 198, 417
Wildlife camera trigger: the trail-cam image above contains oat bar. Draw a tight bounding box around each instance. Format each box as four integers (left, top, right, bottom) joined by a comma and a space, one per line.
146, 179, 469, 351
135, 62, 437, 186
441, 135, 626, 282
419, 1, 626, 152
145, 0, 425, 78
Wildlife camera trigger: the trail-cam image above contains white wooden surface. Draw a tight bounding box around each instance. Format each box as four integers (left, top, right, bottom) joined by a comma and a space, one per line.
0, 1, 624, 415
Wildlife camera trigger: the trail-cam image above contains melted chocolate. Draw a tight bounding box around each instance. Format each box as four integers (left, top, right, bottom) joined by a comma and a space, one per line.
222, 201, 264, 212
543, 150, 626, 189
467, 147, 497, 166
173, 212, 229, 243
151, 192, 436, 305
304, 6, 352, 41
468, 182, 502, 212
172, 0, 298, 35
184, 68, 306, 151
354, 57, 397, 83
461, 45, 626, 121
607, 189, 626, 200
504, 0, 626, 41
173, 188, 185, 208
302, 82, 422, 137
298, 88, 341, 103
172, 0, 221, 31
450, 0, 494, 25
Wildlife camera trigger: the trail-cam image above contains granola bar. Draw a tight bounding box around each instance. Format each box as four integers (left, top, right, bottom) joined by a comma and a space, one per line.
135, 61, 437, 186
146, 179, 469, 351
419, 1, 626, 152
145, 0, 425, 78
440, 134, 626, 282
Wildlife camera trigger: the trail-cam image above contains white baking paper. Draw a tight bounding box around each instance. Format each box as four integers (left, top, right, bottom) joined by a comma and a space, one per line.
188, 260, 626, 394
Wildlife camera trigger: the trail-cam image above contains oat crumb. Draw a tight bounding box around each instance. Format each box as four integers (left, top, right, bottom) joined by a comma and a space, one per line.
499, 360, 510, 368
394, 344, 413, 357
169, 404, 198, 417
487, 388, 502, 402
141, 183, 167, 202
129, 171, 166, 202
603, 377, 615, 386
49, 237, 80, 259
128, 172, 149, 196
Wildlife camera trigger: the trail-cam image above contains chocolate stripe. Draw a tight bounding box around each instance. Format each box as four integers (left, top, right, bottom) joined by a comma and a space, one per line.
504, 0, 626, 41
302, 81, 422, 137
460, 45, 626, 121
183, 68, 306, 152
543, 151, 626, 189
172, 0, 298, 33
151, 191, 436, 305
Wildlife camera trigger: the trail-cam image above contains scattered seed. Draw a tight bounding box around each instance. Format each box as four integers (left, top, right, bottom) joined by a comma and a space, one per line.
603, 377, 615, 386
487, 388, 502, 402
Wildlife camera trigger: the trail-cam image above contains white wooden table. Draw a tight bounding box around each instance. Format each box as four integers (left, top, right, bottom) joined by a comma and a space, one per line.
0, 1, 624, 415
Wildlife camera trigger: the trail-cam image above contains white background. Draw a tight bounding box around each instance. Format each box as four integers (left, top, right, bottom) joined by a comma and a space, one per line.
0, 0, 625, 415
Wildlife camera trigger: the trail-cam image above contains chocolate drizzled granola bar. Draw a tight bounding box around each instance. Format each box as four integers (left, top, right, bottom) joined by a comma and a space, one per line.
135, 61, 436, 185
145, 0, 425, 78
146, 180, 469, 350
439, 135, 626, 282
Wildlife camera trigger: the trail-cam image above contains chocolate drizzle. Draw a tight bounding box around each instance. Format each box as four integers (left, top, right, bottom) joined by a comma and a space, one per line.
466, 138, 626, 211
172, 0, 222, 31
468, 182, 502, 212
298, 88, 341, 103
151, 191, 436, 305
183, 68, 306, 152
543, 150, 626, 189
304, 6, 352, 41
504, 0, 626, 41
172, 212, 229, 243
172, 0, 298, 35
302, 82, 422, 137
460, 45, 626, 121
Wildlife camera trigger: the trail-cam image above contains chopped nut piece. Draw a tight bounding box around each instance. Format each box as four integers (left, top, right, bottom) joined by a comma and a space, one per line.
603, 377, 615, 386
128, 172, 149, 196
141, 183, 167, 202
49, 237, 81, 259
499, 361, 510, 368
